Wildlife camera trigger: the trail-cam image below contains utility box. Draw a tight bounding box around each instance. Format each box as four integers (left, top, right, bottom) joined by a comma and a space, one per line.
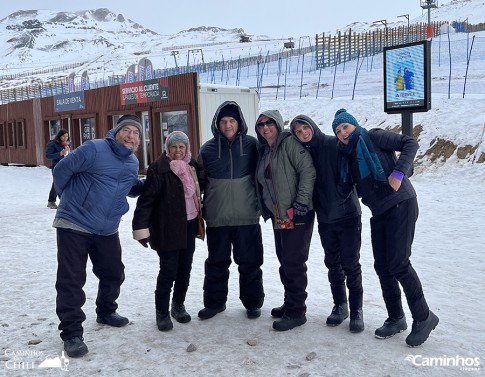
197, 83, 260, 145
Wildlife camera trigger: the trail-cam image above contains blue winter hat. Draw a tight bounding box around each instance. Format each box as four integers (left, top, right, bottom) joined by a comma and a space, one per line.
331, 108, 359, 134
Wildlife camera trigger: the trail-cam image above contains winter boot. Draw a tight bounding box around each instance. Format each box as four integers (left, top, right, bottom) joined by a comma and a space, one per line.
375, 315, 407, 339
246, 308, 261, 319
64, 336, 88, 358
96, 312, 129, 327
326, 303, 349, 326
270, 304, 286, 318
198, 305, 226, 320
273, 314, 307, 331
405, 310, 439, 347
349, 309, 364, 333
171, 301, 191, 324
156, 310, 173, 331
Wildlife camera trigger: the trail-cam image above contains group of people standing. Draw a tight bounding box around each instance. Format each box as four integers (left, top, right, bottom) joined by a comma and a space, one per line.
49, 102, 438, 359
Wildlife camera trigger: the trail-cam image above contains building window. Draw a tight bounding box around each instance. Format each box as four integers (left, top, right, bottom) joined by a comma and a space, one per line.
7, 122, 15, 148
16, 120, 26, 149
0, 122, 5, 148
80, 118, 96, 144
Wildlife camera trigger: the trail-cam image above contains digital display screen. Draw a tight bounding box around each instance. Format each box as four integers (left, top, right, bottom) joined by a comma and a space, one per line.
383, 40, 431, 113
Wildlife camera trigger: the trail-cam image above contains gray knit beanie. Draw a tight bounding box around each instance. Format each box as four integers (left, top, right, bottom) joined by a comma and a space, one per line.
114, 114, 142, 135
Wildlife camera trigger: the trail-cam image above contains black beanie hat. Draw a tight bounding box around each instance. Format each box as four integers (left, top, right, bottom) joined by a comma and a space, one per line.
217, 104, 241, 125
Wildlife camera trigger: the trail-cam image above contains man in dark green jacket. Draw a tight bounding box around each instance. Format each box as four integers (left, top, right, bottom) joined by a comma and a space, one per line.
197, 101, 264, 320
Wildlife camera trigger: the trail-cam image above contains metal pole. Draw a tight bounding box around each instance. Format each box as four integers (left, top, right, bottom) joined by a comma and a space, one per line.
402, 112, 413, 137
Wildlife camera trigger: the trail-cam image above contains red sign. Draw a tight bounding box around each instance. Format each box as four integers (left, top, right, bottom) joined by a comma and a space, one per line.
120, 78, 169, 105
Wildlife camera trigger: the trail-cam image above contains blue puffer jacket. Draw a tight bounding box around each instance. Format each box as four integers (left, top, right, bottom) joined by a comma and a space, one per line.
53, 129, 142, 235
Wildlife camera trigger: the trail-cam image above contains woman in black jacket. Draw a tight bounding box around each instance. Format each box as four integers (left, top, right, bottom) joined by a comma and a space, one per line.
132, 131, 203, 332
45, 129, 70, 209
332, 108, 438, 347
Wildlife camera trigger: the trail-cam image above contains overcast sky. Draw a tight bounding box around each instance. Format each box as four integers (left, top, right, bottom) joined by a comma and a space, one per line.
0, 0, 450, 38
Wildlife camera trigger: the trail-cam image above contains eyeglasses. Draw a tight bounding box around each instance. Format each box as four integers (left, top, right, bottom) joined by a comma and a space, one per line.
120, 127, 140, 137
256, 119, 275, 129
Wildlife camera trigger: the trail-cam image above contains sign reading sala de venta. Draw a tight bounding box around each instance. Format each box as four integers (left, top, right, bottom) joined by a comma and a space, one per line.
120, 78, 169, 105
54, 91, 85, 112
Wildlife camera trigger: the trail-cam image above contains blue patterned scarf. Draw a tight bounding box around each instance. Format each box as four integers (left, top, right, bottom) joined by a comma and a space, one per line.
339, 126, 387, 185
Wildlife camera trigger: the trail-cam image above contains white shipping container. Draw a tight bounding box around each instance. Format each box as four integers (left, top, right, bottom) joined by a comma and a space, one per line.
197, 83, 259, 146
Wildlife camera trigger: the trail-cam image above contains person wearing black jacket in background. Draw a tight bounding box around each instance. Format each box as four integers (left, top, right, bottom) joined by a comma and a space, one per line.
45, 129, 69, 209
332, 108, 438, 347
290, 115, 364, 333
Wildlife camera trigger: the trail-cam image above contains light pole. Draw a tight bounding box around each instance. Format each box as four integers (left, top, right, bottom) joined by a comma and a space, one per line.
398, 14, 410, 42
373, 19, 388, 47
420, 0, 438, 38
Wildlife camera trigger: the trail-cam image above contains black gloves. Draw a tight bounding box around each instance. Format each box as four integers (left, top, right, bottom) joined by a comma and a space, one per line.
293, 201, 308, 217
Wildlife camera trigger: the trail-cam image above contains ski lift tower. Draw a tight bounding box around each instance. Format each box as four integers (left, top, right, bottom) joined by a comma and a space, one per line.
420, 0, 438, 38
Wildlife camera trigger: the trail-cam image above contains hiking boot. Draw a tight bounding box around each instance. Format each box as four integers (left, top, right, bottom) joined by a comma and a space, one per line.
156, 310, 173, 331
406, 310, 439, 347
96, 312, 129, 327
47, 201, 58, 209
171, 303, 191, 324
326, 303, 349, 326
246, 308, 261, 319
64, 336, 88, 358
271, 304, 286, 318
349, 309, 365, 333
375, 315, 407, 339
198, 305, 226, 320
273, 314, 307, 331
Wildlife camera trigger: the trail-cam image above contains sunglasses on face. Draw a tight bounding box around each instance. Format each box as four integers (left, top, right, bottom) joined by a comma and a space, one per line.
256, 119, 275, 129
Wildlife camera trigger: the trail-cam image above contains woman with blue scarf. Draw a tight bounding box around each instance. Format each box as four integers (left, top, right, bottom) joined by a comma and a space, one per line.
332, 108, 438, 347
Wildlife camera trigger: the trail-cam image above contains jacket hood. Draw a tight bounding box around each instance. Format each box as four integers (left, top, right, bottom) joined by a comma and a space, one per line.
255, 109, 284, 145
289, 114, 324, 147
211, 101, 248, 137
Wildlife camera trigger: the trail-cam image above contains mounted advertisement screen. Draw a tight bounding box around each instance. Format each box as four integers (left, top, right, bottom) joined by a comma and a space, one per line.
383, 40, 431, 114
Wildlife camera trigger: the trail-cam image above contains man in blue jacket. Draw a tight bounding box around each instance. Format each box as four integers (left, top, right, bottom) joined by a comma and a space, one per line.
53, 114, 144, 358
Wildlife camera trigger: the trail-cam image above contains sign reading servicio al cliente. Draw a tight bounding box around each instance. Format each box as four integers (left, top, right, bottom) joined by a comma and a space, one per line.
119, 78, 169, 105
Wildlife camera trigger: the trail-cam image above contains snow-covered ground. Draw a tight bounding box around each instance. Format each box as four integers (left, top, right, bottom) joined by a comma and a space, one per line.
1, 1, 485, 375
1, 153, 484, 377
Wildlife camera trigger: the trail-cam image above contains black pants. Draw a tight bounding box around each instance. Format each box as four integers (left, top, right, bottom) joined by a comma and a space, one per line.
155, 218, 197, 313
48, 169, 58, 202
273, 211, 315, 317
56, 228, 125, 341
203, 224, 264, 310
318, 215, 363, 311
370, 197, 429, 321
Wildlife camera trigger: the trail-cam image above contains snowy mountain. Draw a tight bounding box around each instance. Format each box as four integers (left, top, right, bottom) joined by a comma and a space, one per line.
0, 8, 255, 84
1, 1, 484, 89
